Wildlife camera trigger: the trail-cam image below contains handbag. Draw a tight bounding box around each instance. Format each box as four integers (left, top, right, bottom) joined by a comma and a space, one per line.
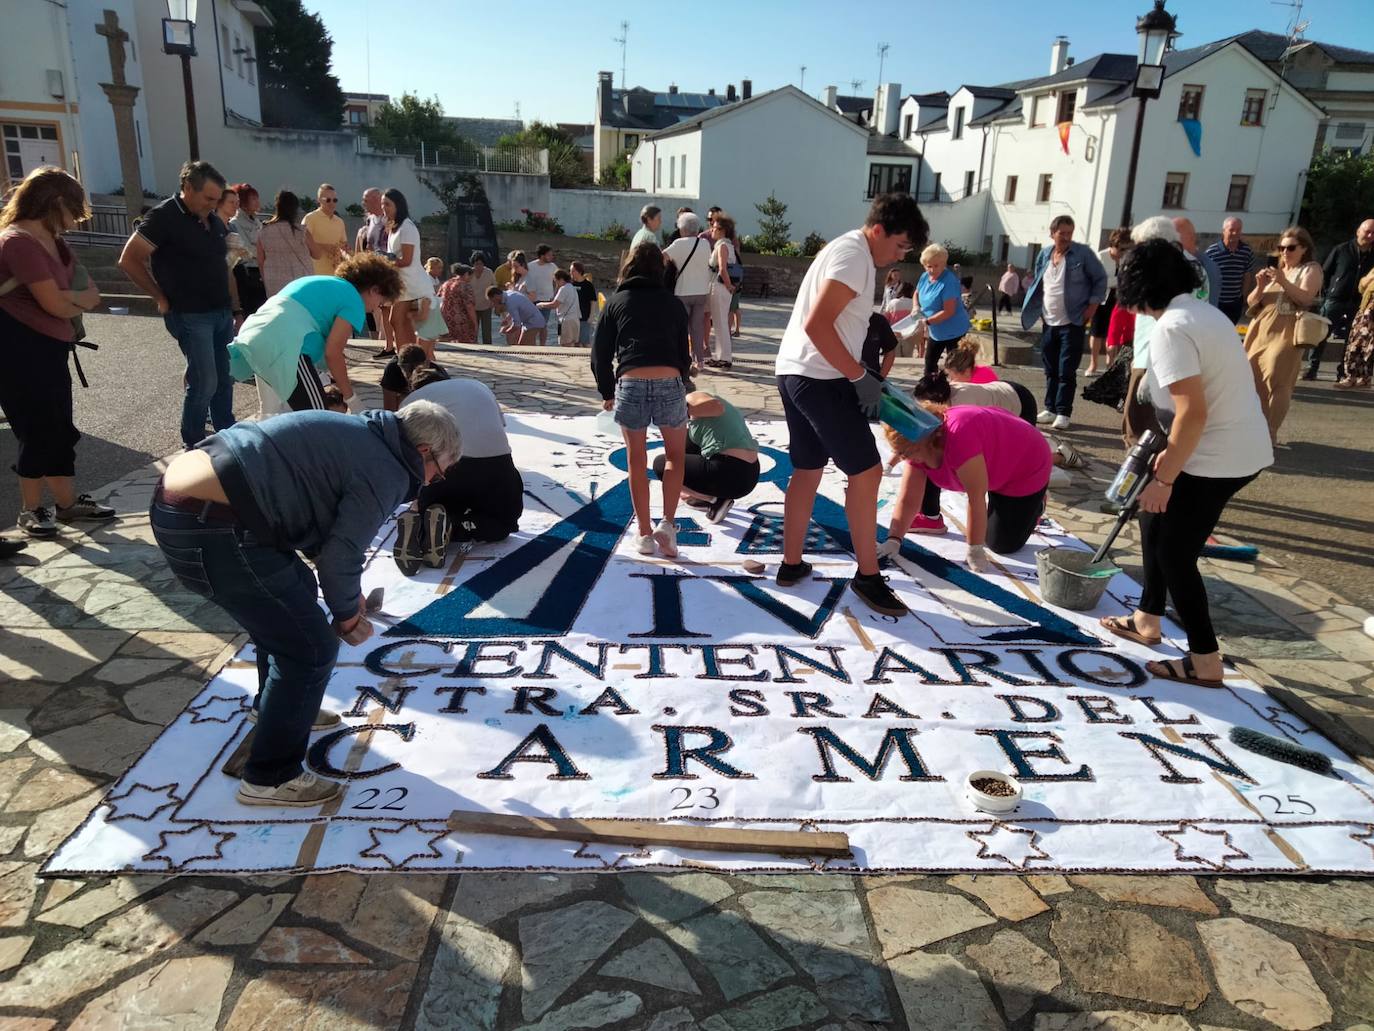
1294, 310, 1331, 348
0, 264, 98, 386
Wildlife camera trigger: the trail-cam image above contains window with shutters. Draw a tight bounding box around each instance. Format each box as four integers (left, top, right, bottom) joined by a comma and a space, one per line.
1177, 85, 1203, 121
1005, 175, 1018, 202
1162, 172, 1187, 208
1226, 175, 1250, 211
1055, 90, 1076, 125
1240, 89, 1267, 126
1037, 174, 1052, 203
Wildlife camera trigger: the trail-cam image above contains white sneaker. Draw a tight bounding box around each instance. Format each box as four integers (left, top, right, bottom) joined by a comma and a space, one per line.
653, 519, 679, 558
17, 507, 58, 539
1035, 410, 1056, 425
236, 770, 341, 807
1052, 414, 1071, 431
636, 534, 656, 555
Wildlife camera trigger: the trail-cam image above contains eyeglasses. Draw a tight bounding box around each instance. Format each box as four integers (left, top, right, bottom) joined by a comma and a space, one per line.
1278, 244, 1299, 251
322, 198, 338, 204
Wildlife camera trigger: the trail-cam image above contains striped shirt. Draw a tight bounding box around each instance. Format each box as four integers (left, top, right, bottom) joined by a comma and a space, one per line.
1204, 240, 1254, 303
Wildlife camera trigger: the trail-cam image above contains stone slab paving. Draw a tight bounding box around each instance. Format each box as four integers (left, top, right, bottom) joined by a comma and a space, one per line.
1, 301, 1372, 1028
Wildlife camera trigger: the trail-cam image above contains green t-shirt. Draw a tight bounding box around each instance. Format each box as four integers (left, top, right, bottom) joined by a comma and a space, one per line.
689, 396, 757, 457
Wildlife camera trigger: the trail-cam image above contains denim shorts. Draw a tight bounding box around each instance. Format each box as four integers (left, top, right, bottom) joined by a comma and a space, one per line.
614, 376, 688, 432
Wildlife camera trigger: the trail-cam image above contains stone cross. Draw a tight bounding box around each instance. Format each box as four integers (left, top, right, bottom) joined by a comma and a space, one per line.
95, 9, 129, 88
95, 8, 144, 223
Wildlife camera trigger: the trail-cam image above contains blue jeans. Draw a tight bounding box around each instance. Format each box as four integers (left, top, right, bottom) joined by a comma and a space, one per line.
166, 309, 235, 447
1040, 323, 1085, 416
150, 494, 338, 786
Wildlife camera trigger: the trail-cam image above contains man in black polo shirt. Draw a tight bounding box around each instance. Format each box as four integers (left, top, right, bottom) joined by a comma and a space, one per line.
119, 160, 236, 448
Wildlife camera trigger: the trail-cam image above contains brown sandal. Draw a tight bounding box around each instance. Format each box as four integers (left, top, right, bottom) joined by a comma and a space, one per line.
1100, 614, 1162, 647
1146, 655, 1223, 688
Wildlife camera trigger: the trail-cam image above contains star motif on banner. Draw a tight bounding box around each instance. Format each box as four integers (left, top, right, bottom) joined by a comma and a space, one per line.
187, 694, 249, 724
360, 823, 451, 868
143, 823, 235, 869
1262, 706, 1314, 736
1349, 825, 1374, 861
1158, 823, 1248, 871
967, 823, 1051, 869
572, 841, 653, 869
105, 782, 183, 822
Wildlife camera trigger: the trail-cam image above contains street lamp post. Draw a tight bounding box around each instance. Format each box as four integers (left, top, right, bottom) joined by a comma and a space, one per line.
1119, 0, 1178, 229
162, 0, 200, 160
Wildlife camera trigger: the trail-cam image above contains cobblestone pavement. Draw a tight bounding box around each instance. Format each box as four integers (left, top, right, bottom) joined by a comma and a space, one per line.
1, 300, 1372, 1029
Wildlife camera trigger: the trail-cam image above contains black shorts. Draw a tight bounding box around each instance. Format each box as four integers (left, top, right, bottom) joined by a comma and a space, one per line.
776, 374, 880, 475
1090, 289, 1116, 337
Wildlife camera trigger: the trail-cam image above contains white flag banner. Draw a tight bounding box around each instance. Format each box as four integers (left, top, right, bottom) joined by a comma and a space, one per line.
46, 415, 1374, 876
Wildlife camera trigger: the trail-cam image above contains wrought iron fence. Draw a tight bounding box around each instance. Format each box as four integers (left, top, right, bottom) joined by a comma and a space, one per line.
67, 204, 136, 246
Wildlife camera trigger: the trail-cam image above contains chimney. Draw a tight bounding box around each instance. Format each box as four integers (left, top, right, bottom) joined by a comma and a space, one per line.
742, 78, 752, 100
1050, 37, 1070, 75
597, 71, 614, 120
822, 85, 838, 109
726, 83, 737, 102
875, 83, 902, 136
708, 87, 716, 96
668, 83, 678, 94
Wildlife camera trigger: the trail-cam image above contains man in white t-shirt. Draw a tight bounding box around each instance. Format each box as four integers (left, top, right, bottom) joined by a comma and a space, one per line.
525, 244, 557, 346
774, 193, 929, 617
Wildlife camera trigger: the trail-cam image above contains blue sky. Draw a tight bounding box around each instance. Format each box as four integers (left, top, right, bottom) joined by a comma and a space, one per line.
318, 0, 1374, 125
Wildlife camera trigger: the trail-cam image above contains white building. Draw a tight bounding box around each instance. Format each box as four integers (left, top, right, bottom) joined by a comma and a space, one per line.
628, 85, 872, 240
0, 0, 157, 196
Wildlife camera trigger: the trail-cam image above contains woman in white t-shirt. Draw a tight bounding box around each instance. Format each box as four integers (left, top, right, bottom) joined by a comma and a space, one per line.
1100, 239, 1273, 688
383, 188, 430, 346
705, 212, 739, 368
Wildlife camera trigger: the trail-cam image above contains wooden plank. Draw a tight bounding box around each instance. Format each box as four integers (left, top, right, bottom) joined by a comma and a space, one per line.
446, 811, 852, 859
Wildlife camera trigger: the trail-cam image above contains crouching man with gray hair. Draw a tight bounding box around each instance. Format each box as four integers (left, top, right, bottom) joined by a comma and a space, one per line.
150, 402, 461, 807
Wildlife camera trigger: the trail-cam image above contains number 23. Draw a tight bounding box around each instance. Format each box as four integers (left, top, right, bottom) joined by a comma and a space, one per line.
670, 787, 719, 811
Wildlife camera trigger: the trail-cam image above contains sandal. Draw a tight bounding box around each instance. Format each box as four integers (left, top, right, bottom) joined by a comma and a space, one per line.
1100, 614, 1162, 647
1055, 440, 1086, 469
1146, 655, 1223, 688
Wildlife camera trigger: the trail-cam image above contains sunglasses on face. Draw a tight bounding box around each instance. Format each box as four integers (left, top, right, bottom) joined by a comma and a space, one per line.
1278, 244, 1299, 251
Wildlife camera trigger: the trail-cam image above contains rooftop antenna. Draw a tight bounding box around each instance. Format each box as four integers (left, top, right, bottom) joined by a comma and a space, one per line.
876, 42, 890, 85
514, 101, 521, 123
614, 20, 629, 89
799, 65, 807, 92
849, 78, 864, 94
1271, 0, 1308, 104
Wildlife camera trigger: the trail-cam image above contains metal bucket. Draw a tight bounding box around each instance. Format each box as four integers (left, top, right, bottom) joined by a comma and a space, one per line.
1036, 548, 1118, 611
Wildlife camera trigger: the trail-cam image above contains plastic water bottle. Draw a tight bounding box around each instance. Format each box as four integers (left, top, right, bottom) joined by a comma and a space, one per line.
1104, 429, 1165, 509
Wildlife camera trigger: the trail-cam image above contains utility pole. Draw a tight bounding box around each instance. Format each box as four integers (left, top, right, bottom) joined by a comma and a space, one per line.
876, 42, 890, 85
799, 65, 807, 92
614, 21, 629, 88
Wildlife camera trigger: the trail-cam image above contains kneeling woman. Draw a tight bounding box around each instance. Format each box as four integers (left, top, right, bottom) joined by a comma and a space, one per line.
882, 404, 1052, 571
393, 366, 524, 572
652, 391, 759, 523
1100, 239, 1272, 686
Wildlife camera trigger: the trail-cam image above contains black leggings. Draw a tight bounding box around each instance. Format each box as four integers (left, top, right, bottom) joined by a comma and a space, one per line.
0, 308, 79, 478
233, 264, 267, 318
1139, 470, 1257, 654
919, 386, 1038, 519
652, 442, 759, 500
287, 355, 328, 411
924, 333, 964, 376
418, 453, 524, 542
986, 487, 1047, 554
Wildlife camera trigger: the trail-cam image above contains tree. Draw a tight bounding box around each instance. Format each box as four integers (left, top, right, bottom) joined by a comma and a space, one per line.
754, 193, 792, 252
366, 93, 466, 160
1300, 151, 1374, 254
253, 0, 346, 130
599, 154, 631, 190
497, 121, 591, 188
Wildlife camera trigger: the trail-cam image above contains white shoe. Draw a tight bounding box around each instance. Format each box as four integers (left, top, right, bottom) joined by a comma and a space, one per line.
1051, 414, 1071, 431
653, 519, 679, 558
1035, 410, 1056, 425
636, 534, 656, 555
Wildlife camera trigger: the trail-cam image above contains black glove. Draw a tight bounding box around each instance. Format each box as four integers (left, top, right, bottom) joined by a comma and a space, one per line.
850, 371, 883, 419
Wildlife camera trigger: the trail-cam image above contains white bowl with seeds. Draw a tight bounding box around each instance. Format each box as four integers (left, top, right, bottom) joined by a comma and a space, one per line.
965, 770, 1022, 814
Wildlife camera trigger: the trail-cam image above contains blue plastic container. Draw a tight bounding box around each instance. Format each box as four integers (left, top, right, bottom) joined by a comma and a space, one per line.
878, 382, 941, 443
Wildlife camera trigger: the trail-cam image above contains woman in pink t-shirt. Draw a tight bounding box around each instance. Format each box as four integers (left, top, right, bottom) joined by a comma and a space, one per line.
880, 405, 1051, 571
943, 341, 999, 383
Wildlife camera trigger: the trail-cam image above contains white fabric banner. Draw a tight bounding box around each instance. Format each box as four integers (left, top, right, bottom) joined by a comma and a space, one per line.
47, 415, 1374, 876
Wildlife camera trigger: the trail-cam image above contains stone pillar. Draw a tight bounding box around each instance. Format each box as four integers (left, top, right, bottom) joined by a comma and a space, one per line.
100, 83, 143, 225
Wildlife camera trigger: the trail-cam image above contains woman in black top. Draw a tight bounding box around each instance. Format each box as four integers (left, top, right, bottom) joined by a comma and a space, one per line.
591, 244, 692, 559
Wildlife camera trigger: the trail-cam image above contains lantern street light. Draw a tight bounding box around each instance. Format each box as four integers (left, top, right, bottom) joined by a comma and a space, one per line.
1119, 0, 1179, 229
162, 0, 200, 160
